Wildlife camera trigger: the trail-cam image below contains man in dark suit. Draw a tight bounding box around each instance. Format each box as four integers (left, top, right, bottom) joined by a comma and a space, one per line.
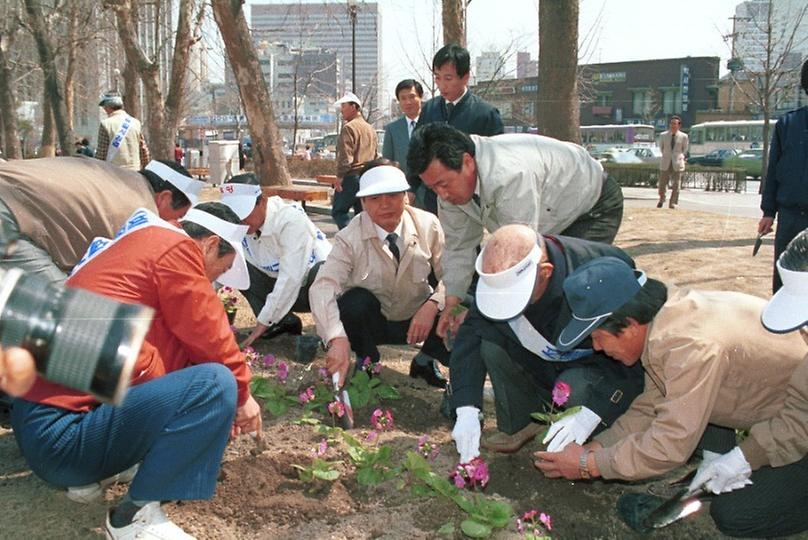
382, 80, 423, 176
413, 43, 504, 213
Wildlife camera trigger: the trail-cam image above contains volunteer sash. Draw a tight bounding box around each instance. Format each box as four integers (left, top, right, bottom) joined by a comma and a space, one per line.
508, 315, 593, 362
106, 114, 134, 162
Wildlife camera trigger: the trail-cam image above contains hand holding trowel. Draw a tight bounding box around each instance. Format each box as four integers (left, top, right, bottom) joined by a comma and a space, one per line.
332, 372, 354, 430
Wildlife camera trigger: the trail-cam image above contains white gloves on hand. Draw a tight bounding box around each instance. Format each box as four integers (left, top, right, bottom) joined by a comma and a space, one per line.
689, 446, 753, 495
452, 406, 481, 463
542, 406, 601, 452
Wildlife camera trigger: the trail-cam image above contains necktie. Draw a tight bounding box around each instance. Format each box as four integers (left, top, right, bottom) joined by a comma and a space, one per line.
409, 120, 416, 139
386, 233, 400, 263
472, 194, 481, 207
670, 133, 676, 150
446, 102, 454, 119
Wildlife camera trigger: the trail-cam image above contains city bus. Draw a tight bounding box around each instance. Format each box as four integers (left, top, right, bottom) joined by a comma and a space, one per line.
579, 124, 656, 156
688, 120, 765, 156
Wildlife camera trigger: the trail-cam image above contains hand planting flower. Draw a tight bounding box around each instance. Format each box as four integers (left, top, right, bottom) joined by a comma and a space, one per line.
551, 381, 571, 407
328, 400, 346, 418
449, 456, 489, 490
276, 361, 289, 383
516, 509, 552, 539
417, 434, 440, 461
370, 408, 394, 431
298, 386, 315, 404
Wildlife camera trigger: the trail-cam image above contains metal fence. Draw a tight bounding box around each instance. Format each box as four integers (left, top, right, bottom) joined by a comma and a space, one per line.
604, 164, 747, 193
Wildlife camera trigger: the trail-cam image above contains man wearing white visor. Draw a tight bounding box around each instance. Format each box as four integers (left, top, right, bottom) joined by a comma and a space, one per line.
11, 201, 261, 540
535, 256, 806, 505
219, 173, 332, 347
449, 224, 644, 463
0, 157, 204, 285
310, 161, 450, 388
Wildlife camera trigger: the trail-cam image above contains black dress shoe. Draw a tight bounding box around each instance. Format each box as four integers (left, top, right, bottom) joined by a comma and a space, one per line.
409, 358, 447, 388
260, 314, 303, 340
656, 200, 664, 208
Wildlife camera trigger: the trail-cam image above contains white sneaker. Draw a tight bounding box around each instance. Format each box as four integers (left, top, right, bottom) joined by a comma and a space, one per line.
66, 463, 140, 503
105, 502, 195, 540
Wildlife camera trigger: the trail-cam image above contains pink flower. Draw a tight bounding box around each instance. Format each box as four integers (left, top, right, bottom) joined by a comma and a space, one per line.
361, 356, 371, 370
452, 473, 466, 488
315, 438, 328, 456
365, 430, 379, 444
522, 510, 538, 521
417, 434, 440, 461
552, 381, 571, 407
370, 408, 394, 431
298, 386, 315, 404
276, 361, 289, 383
372, 362, 383, 375
516, 518, 525, 534
263, 353, 276, 367
449, 457, 489, 490
470, 458, 489, 488
318, 367, 329, 381
539, 512, 552, 531
328, 400, 345, 418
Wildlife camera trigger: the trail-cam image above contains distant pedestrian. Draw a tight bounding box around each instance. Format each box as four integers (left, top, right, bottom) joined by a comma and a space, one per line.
95, 91, 150, 171
656, 115, 688, 209
74, 138, 94, 158
331, 91, 378, 229
758, 59, 808, 293
382, 79, 423, 178
174, 143, 185, 165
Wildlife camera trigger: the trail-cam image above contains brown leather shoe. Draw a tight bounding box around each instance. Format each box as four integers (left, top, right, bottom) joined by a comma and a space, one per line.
481, 422, 543, 453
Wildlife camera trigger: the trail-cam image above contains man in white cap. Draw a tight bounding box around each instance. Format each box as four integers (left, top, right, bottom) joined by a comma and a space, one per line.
95, 91, 150, 171
535, 257, 805, 495
449, 225, 644, 464
11, 201, 261, 540
331, 91, 379, 229
686, 229, 808, 537
219, 173, 332, 347
310, 161, 450, 388
0, 157, 204, 285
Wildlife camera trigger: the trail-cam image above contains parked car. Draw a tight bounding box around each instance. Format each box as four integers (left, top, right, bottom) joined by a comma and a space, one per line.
630, 145, 662, 164
599, 147, 644, 164
722, 148, 764, 179
688, 148, 741, 167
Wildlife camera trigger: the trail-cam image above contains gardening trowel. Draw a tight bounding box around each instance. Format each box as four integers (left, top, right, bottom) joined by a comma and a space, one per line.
753, 234, 764, 256
642, 484, 710, 529
332, 372, 354, 430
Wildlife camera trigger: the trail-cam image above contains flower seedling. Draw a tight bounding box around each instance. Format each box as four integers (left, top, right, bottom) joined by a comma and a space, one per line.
341, 431, 398, 486
449, 457, 489, 490
516, 509, 553, 539
531, 380, 581, 436
370, 408, 394, 431
250, 376, 299, 416
291, 458, 341, 484
417, 434, 440, 461
346, 369, 400, 409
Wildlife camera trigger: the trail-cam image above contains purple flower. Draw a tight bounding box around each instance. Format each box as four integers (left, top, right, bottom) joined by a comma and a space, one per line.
315, 438, 328, 456
539, 513, 552, 531
452, 473, 466, 488
263, 353, 276, 367
318, 367, 329, 381
417, 434, 440, 461
298, 386, 315, 404
470, 458, 489, 488
552, 381, 571, 407
276, 361, 289, 383
450, 457, 489, 490
372, 362, 383, 375
370, 408, 394, 431
365, 430, 379, 444
361, 356, 371, 370
516, 518, 525, 535
328, 400, 345, 418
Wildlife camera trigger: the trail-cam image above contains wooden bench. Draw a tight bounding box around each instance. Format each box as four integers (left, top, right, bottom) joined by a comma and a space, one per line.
263, 185, 330, 210
315, 174, 338, 186
187, 167, 209, 179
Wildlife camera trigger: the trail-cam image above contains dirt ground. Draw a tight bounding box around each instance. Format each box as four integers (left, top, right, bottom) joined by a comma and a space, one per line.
1, 204, 803, 539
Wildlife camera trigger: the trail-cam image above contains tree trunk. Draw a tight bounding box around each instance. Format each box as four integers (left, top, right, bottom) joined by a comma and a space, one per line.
442, 0, 465, 46
40, 95, 56, 157
63, 1, 84, 133
123, 56, 141, 119
163, 0, 199, 152
537, 0, 580, 143
212, 0, 290, 186
0, 37, 22, 159
24, 0, 75, 155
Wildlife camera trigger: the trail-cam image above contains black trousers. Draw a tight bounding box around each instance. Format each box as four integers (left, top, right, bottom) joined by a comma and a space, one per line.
331, 173, 363, 230
337, 287, 449, 365
561, 175, 624, 245
242, 261, 323, 321
710, 453, 808, 537
772, 207, 808, 292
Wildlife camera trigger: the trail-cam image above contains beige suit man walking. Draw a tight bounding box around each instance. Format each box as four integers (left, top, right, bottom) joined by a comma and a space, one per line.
657, 115, 688, 209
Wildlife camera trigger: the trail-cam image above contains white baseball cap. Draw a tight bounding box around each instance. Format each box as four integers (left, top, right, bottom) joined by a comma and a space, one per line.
475, 242, 543, 321
219, 183, 263, 220
180, 207, 250, 290
334, 91, 362, 108
762, 229, 808, 333
145, 160, 206, 206
356, 165, 410, 198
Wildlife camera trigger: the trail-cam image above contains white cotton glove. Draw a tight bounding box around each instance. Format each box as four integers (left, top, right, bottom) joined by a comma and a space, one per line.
689, 446, 753, 495
542, 406, 601, 452
452, 406, 481, 463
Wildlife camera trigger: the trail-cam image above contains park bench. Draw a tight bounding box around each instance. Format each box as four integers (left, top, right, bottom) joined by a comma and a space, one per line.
263, 184, 330, 210
315, 174, 338, 186
187, 167, 209, 179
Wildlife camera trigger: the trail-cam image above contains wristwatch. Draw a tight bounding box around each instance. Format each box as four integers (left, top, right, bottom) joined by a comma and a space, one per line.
579, 449, 592, 479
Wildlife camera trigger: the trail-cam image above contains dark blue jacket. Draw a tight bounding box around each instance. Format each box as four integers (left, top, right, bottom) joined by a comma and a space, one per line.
761, 106, 808, 217
449, 235, 637, 414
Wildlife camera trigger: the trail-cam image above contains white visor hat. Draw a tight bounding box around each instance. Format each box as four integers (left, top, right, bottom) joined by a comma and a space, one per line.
356, 165, 410, 197
474, 243, 542, 321
145, 161, 206, 206
180, 208, 250, 290
761, 260, 808, 333
219, 183, 262, 220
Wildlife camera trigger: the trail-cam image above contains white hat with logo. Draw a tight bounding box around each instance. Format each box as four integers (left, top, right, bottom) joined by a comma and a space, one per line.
180, 207, 250, 290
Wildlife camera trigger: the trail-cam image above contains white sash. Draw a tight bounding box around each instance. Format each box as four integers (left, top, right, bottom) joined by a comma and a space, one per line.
508, 315, 593, 362
106, 114, 134, 162
72, 208, 183, 275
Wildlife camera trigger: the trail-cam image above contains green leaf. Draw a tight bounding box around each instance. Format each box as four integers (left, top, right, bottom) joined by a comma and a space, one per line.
411, 484, 433, 498
460, 519, 491, 538
313, 468, 340, 481
437, 522, 455, 536
376, 385, 401, 400
266, 400, 288, 417
481, 500, 513, 528
356, 467, 383, 485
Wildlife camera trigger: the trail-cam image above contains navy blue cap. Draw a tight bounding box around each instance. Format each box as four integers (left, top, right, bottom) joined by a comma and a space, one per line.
557, 257, 646, 351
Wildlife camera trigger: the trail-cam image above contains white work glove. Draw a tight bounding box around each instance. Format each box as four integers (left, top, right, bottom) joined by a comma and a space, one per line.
542, 406, 601, 452
452, 406, 481, 463
689, 446, 753, 495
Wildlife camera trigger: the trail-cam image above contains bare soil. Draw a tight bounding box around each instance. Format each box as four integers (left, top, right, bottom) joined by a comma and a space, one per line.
1, 205, 803, 539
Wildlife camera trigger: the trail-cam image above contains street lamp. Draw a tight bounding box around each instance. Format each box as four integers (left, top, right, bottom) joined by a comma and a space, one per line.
347, 0, 358, 93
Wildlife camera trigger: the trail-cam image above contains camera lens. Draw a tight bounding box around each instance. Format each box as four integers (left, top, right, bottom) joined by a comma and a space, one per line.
0, 268, 153, 404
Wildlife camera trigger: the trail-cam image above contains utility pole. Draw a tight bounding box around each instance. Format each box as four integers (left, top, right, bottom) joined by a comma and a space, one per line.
725, 14, 750, 113
348, 1, 358, 93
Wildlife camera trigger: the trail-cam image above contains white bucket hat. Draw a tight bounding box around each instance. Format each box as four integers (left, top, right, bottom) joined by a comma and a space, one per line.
145, 161, 206, 206
356, 165, 410, 197
334, 91, 362, 108
219, 183, 263, 220
475, 242, 543, 321
762, 229, 808, 333
180, 207, 250, 290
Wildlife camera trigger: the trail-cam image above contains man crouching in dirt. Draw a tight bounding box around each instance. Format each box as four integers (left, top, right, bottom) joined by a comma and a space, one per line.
449, 224, 644, 464
310, 161, 451, 389
535, 255, 807, 537
10, 203, 262, 540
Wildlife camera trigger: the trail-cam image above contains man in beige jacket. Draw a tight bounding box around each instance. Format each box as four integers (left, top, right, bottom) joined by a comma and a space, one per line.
310, 163, 449, 388
96, 92, 150, 171
656, 115, 688, 209
534, 257, 806, 488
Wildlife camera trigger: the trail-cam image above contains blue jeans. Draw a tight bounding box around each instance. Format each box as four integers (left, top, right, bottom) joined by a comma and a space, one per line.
331, 174, 362, 229
11, 363, 237, 501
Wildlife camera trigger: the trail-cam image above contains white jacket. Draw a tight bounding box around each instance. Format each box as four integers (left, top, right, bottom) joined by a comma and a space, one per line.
243, 196, 332, 325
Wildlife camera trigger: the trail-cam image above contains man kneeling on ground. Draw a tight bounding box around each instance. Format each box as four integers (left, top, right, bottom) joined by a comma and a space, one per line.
11, 202, 261, 540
